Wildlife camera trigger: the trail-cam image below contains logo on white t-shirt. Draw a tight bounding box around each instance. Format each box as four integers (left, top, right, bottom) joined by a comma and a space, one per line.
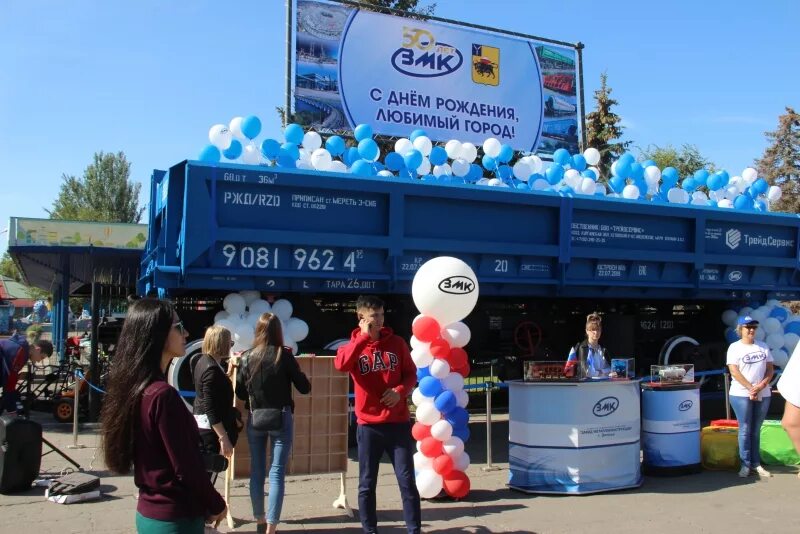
742, 351, 767, 364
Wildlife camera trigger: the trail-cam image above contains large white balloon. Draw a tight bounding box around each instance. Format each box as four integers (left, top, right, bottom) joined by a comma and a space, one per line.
409, 335, 425, 350
513, 160, 532, 181
451, 158, 470, 177
773, 348, 790, 369
395, 138, 414, 155
249, 299, 272, 316
441, 372, 465, 392
416, 400, 442, 425
767, 185, 782, 202
766, 332, 785, 351
443, 436, 465, 456
223, 293, 247, 315
445, 140, 463, 160
239, 290, 261, 305
583, 147, 601, 166
413, 136, 433, 156
412, 257, 479, 326
644, 166, 661, 185
622, 184, 640, 200
302, 131, 322, 151
784, 333, 800, 354
455, 389, 469, 408
311, 148, 333, 171
482, 138, 501, 158
452, 451, 471, 471
459, 142, 478, 163
416, 469, 443, 499
527, 155, 544, 174
229, 117, 245, 140
413, 451, 433, 470
209, 124, 232, 150
762, 317, 782, 335
721, 310, 738, 327
271, 299, 293, 321
417, 157, 431, 176
242, 143, 260, 164
286, 318, 309, 342
580, 178, 597, 195
441, 322, 471, 348
742, 167, 758, 184
286, 339, 299, 354
411, 387, 426, 407
214, 310, 230, 323
430, 358, 451, 379
431, 419, 453, 441
411, 345, 435, 368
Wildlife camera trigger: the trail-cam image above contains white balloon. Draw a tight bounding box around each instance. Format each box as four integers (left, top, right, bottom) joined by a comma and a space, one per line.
431, 419, 453, 441
445, 140, 463, 160
773, 348, 790, 369
512, 160, 532, 181
580, 178, 597, 195
483, 138, 501, 158
564, 169, 582, 189
248, 299, 271, 315
452, 451, 471, 471
763, 317, 782, 334
234, 324, 255, 348
691, 191, 708, 205
583, 147, 601, 166
767, 332, 785, 351
295, 160, 312, 170
433, 163, 452, 177
239, 290, 261, 305
487, 178, 504, 187
302, 131, 322, 151
413, 136, 433, 156
451, 158, 470, 177
416, 157, 431, 176
751, 309, 767, 323
409, 335, 425, 350
411, 346, 435, 368
459, 142, 478, 163
441, 322, 471, 348
416, 469, 443, 499
441, 372, 465, 392
377, 169, 394, 177
739, 307, 754, 317
215, 318, 236, 333
415, 400, 441, 425
531, 178, 549, 191
412, 257, 479, 326
443, 436, 465, 456
610, 160, 619, 177
718, 199, 733, 209
411, 387, 426, 407
525, 155, 543, 174
395, 138, 414, 155
721, 310, 738, 327
755, 328, 766, 341
311, 148, 333, 171
223, 293, 247, 315
742, 167, 758, 183
455, 389, 469, 408
430, 358, 451, 379
783, 333, 800, 354
214, 311, 230, 323
286, 318, 309, 342
286, 339, 299, 354
329, 160, 348, 173
667, 187, 685, 203
414, 452, 433, 470
271, 299, 293, 321
767, 185, 782, 202
209, 124, 233, 150
242, 143, 260, 164
622, 184, 640, 200
644, 165, 661, 185
229, 116, 245, 140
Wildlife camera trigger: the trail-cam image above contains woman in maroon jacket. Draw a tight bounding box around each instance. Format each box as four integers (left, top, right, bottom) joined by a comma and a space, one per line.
101, 298, 226, 533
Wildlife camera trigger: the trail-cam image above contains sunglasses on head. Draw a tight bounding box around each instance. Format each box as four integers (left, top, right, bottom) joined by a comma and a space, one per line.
173, 321, 187, 336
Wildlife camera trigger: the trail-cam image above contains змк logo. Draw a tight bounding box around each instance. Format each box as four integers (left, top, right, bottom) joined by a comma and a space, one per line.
725, 229, 741, 250
592, 396, 619, 417
391, 27, 463, 78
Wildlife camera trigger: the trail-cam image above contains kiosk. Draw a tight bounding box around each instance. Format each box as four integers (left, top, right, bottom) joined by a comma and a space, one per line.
508, 379, 642, 494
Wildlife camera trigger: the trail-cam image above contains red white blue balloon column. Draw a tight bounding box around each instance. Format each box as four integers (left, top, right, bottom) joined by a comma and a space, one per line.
409, 257, 479, 499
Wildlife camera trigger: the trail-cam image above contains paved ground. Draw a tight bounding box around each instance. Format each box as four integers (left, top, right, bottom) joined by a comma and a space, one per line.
3, 414, 800, 533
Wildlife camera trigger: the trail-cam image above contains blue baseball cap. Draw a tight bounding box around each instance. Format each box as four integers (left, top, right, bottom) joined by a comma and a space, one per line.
737, 316, 759, 327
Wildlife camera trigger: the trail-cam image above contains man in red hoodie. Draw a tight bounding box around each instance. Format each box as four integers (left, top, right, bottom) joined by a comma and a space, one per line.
335, 295, 420, 534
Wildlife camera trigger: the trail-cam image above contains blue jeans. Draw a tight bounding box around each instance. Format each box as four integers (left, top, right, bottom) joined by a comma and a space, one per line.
246, 408, 293, 525
730, 395, 771, 469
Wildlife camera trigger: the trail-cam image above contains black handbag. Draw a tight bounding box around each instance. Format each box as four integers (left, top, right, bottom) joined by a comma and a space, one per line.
250, 406, 283, 431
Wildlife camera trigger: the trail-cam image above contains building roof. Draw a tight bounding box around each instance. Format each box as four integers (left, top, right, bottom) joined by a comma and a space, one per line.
0, 275, 36, 307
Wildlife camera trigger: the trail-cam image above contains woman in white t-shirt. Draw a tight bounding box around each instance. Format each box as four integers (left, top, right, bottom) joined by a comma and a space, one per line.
777, 341, 800, 474
727, 316, 774, 478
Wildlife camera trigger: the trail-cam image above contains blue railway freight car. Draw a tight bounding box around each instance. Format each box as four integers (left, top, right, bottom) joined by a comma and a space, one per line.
140, 161, 800, 381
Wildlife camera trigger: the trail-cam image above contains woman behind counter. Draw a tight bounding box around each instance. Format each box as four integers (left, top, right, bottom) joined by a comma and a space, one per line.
566, 313, 614, 378
727, 315, 774, 478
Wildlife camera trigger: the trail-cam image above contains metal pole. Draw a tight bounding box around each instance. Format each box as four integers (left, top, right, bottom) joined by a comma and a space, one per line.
284, 0, 293, 126
88, 282, 100, 421
482, 380, 501, 472
723, 372, 731, 420
68, 372, 84, 449
575, 42, 587, 150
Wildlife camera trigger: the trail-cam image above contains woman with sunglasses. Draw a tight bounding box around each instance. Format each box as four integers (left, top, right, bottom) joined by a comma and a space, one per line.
727, 315, 775, 478
235, 312, 311, 534
193, 325, 242, 472
101, 299, 226, 533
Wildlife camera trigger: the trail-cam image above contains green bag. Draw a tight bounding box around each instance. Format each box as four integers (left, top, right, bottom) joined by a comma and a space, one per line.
760, 420, 800, 466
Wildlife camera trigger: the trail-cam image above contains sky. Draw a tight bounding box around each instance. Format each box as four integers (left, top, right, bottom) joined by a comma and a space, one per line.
1, 0, 798, 256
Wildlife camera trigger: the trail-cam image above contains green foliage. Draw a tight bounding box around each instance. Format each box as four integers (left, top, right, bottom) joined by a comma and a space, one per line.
47, 151, 144, 223
585, 72, 632, 180
755, 107, 800, 214
639, 143, 715, 179
0, 252, 21, 282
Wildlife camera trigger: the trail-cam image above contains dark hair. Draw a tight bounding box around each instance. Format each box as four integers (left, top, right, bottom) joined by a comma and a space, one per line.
34, 339, 54, 357
356, 295, 384, 311
247, 313, 285, 384
100, 298, 175, 474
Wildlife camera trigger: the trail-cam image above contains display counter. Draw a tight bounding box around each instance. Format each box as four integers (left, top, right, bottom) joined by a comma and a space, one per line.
641, 382, 701, 475
508, 379, 642, 494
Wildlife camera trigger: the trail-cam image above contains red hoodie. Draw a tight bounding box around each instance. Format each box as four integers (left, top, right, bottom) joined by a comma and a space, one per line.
335, 327, 417, 425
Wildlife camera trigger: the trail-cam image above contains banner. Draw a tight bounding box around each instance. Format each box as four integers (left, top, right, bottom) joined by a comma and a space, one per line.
9, 217, 148, 250
292, 0, 581, 155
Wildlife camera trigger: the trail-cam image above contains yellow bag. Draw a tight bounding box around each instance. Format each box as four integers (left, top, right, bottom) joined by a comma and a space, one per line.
701, 426, 740, 471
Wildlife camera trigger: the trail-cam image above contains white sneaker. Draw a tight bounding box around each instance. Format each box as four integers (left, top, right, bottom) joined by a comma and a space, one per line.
754, 465, 772, 477
738, 465, 751, 478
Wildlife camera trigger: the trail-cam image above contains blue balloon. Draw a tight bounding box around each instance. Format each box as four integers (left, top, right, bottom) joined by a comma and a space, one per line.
545, 164, 564, 184
609, 176, 626, 193
629, 162, 644, 181
707, 174, 723, 191
416, 366, 431, 381
350, 159, 374, 177
558, 185, 575, 196
661, 167, 679, 187
754, 199, 767, 211
634, 177, 647, 194
786, 321, 800, 335
372, 161, 385, 172
733, 195, 752, 210
529, 172, 544, 183
434, 390, 457, 414
481, 155, 497, 171
693, 169, 709, 186
419, 376, 442, 397
752, 178, 769, 195
358, 138, 379, 161
770, 307, 789, 321
409, 129, 428, 141
421, 173, 436, 182
198, 144, 220, 163
446, 407, 469, 428
468, 164, 484, 182
223, 139, 242, 160
403, 149, 423, 171
642, 159, 657, 169
619, 152, 636, 166
344, 146, 360, 166
717, 170, 730, 188
280, 142, 300, 161
325, 135, 345, 156
452, 426, 471, 442
284, 123, 304, 145
385, 151, 405, 171
615, 159, 632, 179
497, 144, 514, 163
571, 154, 587, 171
260, 138, 281, 159
276, 151, 296, 168
724, 327, 739, 344
429, 146, 448, 166
354, 123, 373, 142
581, 169, 597, 180
497, 164, 512, 180
553, 148, 571, 166
241, 115, 262, 140
681, 177, 697, 192
516, 182, 529, 190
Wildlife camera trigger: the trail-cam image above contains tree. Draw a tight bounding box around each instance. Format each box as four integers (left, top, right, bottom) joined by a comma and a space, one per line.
585, 72, 632, 179
0, 252, 21, 282
47, 151, 144, 223
755, 107, 800, 213
639, 143, 715, 179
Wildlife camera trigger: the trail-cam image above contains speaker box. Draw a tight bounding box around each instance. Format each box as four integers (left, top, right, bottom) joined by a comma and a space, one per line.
0, 416, 42, 494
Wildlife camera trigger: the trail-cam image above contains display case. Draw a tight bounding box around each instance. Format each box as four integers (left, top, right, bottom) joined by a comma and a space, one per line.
523, 360, 577, 381
650, 364, 695, 384
612, 358, 636, 379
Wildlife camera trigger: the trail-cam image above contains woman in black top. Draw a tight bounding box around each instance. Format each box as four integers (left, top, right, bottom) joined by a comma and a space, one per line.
236, 312, 310, 534
193, 325, 240, 462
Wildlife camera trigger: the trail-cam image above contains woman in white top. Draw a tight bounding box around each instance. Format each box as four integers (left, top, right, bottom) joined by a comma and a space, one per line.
727, 316, 774, 478
777, 341, 800, 474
